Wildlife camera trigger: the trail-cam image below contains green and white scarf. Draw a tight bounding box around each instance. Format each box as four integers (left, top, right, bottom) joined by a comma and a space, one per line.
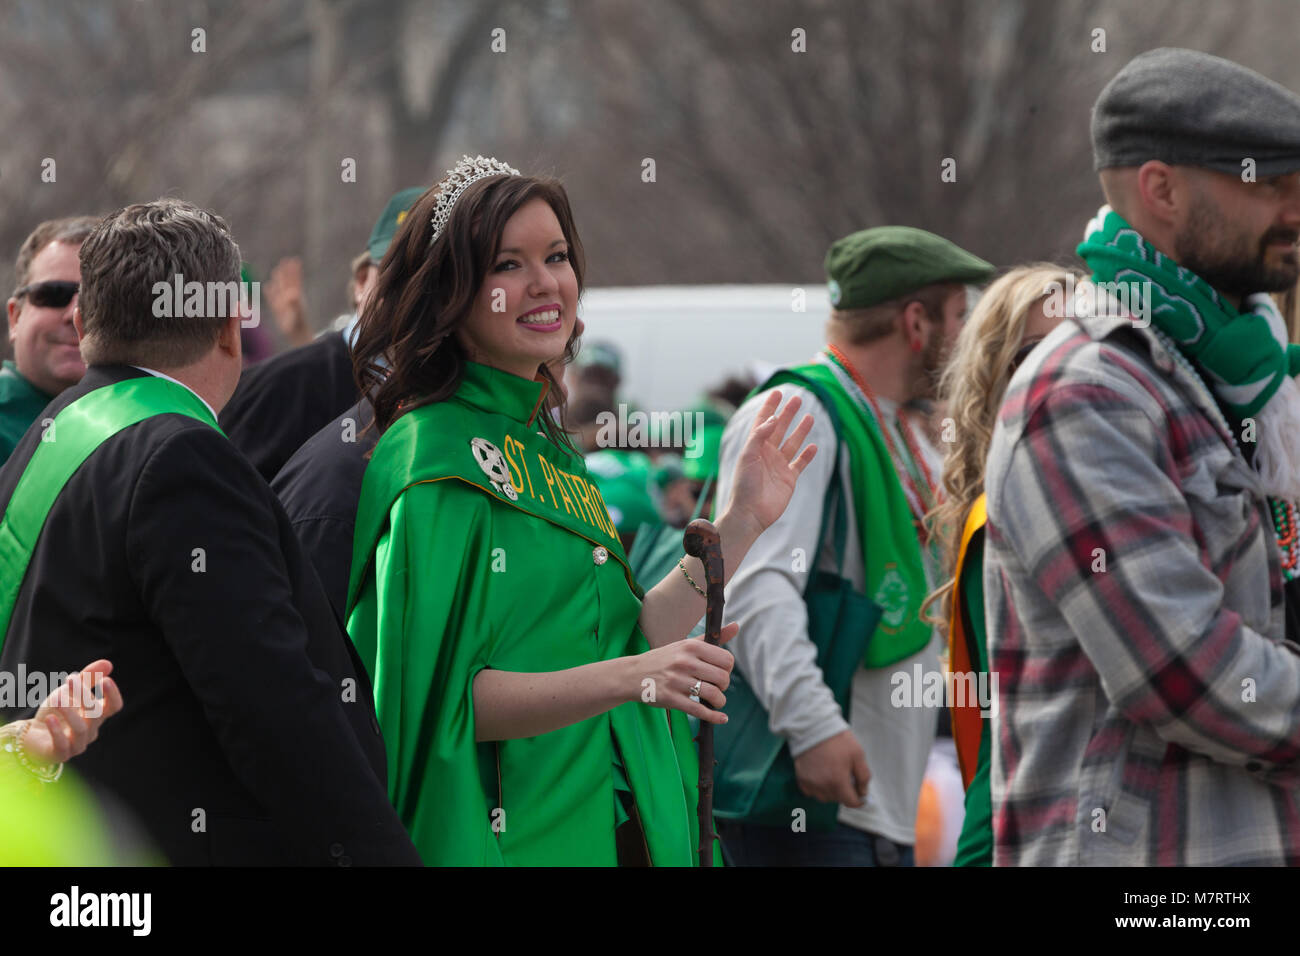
1078, 205, 1300, 498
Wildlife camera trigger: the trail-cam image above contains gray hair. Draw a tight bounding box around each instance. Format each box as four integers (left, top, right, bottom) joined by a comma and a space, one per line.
12, 215, 101, 296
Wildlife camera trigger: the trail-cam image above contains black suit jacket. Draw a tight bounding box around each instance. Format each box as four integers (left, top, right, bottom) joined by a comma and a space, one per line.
220, 331, 357, 482
272, 399, 378, 622
0, 366, 420, 866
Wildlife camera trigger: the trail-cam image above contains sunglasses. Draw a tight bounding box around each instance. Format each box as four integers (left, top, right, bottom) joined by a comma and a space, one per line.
14, 279, 79, 309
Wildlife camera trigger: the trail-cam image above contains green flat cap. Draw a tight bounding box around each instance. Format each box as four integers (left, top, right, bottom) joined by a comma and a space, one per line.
367, 186, 427, 262
825, 226, 994, 310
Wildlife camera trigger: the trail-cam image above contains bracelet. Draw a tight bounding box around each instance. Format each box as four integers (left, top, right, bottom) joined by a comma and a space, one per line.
0, 719, 64, 783
677, 558, 706, 597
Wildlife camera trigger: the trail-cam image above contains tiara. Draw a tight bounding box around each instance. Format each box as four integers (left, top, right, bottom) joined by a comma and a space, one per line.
430, 154, 520, 245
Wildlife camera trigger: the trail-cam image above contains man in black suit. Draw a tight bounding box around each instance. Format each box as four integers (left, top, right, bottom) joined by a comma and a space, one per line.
0, 198, 421, 866
272, 399, 378, 622
220, 187, 425, 482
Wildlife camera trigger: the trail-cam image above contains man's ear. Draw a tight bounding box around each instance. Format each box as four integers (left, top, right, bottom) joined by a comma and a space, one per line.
73, 305, 85, 342
900, 301, 929, 353
216, 314, 242, 358
1135, 160, 1181, 227
7, 297, 20, 342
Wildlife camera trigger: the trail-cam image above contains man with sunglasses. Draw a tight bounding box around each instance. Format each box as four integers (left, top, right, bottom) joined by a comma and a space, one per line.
0, 197, 421, 865
1, 216, 99, 461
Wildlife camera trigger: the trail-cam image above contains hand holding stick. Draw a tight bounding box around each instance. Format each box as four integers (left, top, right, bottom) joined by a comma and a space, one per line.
683, 518, 725, 867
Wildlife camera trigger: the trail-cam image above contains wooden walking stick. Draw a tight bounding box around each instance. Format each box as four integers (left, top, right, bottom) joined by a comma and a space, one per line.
683, 517, 724, 868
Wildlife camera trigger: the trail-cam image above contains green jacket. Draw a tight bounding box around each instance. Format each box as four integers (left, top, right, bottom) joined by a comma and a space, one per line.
0, 361, 54, 463
346, 362, 712, 866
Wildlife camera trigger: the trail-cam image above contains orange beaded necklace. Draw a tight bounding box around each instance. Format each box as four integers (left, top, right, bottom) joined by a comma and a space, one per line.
825, 345, 939, 542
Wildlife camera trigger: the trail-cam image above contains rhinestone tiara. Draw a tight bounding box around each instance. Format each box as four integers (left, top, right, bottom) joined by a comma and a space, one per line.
429, 154, 520, 246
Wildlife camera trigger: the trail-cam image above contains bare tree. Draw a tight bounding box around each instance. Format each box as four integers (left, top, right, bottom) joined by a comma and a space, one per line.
0, 0, 1284, 354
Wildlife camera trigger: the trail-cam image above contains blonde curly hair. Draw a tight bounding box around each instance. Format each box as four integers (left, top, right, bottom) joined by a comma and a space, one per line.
920, 264, 1085, 629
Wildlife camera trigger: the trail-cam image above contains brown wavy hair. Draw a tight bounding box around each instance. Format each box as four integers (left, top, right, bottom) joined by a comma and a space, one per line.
919, 264, 1084, 630
352, 172, 585, 447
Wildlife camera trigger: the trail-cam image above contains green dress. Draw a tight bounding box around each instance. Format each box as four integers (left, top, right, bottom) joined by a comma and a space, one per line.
347, 362, 712, 866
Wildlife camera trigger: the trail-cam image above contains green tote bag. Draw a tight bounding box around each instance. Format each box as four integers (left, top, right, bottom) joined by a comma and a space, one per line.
713, 374, 881, 831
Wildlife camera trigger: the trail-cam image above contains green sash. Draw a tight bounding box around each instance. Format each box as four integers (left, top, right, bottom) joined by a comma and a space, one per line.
766, 360, 931, 668
348, 397, 637, 615
0, 376, 220, 653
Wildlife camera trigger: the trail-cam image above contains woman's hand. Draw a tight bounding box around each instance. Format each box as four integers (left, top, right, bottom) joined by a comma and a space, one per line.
23, 659, 124, 764
721, 390, 817, 542
474, 626, 739, 741
634, 623, 739, 724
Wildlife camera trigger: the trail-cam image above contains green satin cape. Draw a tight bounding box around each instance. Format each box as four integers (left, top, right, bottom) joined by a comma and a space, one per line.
347, 362, 713, 866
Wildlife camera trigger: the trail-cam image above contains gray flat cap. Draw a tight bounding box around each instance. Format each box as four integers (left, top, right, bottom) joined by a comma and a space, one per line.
1093, 47, 1300, 176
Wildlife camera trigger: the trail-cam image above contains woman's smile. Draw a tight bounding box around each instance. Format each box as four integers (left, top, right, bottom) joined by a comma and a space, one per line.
517, 303, 563, 332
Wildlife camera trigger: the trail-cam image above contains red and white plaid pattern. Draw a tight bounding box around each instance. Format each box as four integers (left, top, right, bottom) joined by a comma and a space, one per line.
984, 299, 1300, 866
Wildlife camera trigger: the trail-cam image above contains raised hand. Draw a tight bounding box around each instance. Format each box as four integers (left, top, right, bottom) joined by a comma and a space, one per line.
722, 390, 817, 538
266, 256, 311, 346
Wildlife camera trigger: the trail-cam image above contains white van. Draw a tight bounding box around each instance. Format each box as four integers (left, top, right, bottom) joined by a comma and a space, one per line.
576, 284, 831, 412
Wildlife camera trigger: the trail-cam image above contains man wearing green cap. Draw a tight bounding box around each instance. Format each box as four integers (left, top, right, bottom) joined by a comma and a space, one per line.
220, 187, 425, 481
713, 225, 993, 866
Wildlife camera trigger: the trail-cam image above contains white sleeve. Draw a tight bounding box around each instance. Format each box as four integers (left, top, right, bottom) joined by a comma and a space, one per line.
717, 386, 849, 757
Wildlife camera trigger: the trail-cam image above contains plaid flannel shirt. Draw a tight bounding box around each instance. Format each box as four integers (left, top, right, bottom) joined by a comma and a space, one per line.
983, 300, 1300, 866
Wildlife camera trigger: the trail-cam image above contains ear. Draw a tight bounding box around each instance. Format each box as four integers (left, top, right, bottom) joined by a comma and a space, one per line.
900, 301, 930, 352
6, 297, 18, 342
216, 314, 242, 359
1135, 160, 1181, 227
73, 305, 85, 341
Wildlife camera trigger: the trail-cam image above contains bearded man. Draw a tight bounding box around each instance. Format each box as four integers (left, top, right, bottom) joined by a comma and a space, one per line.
714, 226, 993, 866
985, 48, 1300, 865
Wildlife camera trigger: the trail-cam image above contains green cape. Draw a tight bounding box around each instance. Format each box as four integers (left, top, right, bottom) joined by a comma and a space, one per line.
347, 362, 715, 866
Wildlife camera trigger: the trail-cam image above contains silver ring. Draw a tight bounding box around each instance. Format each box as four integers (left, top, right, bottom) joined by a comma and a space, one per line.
689, 679, 702, 703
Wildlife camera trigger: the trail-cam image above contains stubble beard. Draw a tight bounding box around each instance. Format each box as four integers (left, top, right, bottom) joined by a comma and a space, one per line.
1173, 193, 1300, 299
913, 325, 947, 402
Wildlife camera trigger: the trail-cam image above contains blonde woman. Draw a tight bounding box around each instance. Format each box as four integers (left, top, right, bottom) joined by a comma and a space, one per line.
922, 265, 1083, 866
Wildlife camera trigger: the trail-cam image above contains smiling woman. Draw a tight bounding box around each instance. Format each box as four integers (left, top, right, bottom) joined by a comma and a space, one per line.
346, 156, 817, 866
456, 199, 579, 380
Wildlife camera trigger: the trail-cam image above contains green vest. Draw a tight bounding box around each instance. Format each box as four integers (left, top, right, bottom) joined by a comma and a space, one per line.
764, 360, 931, 667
